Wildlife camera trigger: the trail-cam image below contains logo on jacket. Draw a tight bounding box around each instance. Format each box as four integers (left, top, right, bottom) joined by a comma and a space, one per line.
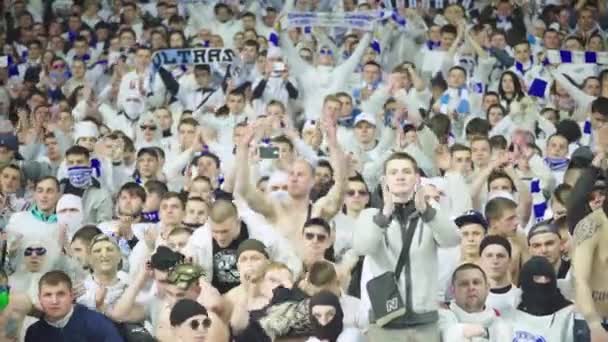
386, 298, 398, 313
513, 331, 547, 342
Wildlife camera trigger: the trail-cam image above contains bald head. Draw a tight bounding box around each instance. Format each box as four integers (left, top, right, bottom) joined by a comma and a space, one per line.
287, 159, 316, 198
209, 199, 237, 224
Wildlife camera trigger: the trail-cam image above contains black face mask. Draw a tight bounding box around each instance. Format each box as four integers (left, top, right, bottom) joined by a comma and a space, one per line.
309, 291, 344, 342
518, 256, 571, 316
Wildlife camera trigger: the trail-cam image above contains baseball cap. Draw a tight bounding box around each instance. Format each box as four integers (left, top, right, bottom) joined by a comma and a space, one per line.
454, 210, 488, 231
354, 112, 376, 127
527, 221, 561, 242
167, 263, 205, 290
0, 133, 18, 152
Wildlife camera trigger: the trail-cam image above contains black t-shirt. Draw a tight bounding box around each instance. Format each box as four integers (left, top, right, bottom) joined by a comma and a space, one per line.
211, 222, 249, 294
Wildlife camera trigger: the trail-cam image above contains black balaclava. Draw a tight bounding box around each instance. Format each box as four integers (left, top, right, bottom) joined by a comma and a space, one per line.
309, 291, 344, 342
518, 256, 571, 316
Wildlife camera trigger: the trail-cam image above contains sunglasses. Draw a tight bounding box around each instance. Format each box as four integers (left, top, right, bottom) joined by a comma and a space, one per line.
319, 48, 333, 56
140, 125, 157, 131
346, 190, 368, 197
52, 63, 65, 69
304, 232, 327, 243
24, 247, 47, 256
189, 317, 212, 330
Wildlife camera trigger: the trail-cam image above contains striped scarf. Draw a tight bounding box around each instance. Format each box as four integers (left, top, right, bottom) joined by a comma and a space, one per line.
439, 87, 470, 116
531, 178, 548, 223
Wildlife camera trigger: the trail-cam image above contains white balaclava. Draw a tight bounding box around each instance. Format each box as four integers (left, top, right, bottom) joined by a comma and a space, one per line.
56, 194, 85, 241
122, 97, 145, 121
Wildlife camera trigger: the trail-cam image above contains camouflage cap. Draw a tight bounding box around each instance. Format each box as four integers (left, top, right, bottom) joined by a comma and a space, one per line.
167, 263, 205, 290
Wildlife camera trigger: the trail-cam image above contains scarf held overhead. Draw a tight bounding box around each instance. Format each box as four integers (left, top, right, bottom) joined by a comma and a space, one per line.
285, 10, 406, 31
545, 49, 608, 65
150, 48, 236, 84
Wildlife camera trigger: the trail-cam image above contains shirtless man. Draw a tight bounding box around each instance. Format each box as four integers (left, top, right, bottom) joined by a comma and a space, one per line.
0, 269, 33, 341
234, 117, 346, 254
572, 149, 608, 341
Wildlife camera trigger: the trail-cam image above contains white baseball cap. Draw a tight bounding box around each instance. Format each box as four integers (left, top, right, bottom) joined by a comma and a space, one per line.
354, 112, 376, 126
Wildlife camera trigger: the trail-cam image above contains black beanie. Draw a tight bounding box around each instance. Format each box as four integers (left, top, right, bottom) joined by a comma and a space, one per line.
479, 235, 512, 258
236, 239, 268, 260
150, 246, 185, 271
170, 299, 208, 326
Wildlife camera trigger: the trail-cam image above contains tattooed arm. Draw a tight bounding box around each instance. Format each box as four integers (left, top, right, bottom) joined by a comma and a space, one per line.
572, 214, 603, 328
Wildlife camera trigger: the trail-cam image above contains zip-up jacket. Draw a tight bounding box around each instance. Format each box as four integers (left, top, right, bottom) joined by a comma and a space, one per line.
353, 204, 460, 326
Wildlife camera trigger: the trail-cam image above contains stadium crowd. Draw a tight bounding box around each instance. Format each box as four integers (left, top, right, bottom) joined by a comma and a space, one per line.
0, 0, 607, 341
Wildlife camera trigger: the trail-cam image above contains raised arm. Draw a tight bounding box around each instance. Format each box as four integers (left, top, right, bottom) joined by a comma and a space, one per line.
441, 21, 465, 80
550, 70, 595, 121
504, 165, 532, 226
415, 185, 460, 247
234, 124, 277, 220
313, 121, 346, 221
567, 163, 602, 233
278, 29, 313, 77
107, 266, 148, 323
334, 32, 372, 77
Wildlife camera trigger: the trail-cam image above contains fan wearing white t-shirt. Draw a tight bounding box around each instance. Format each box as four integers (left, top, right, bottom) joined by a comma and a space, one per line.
478, 235, 521, 314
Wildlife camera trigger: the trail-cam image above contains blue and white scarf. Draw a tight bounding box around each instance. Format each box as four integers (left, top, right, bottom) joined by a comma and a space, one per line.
67, 166, 93, 189
150, 47, 237, 85
531, 178, 548, 223
545, 49, 608, 65
426, 40, 441, 50
514, 57, 534, 77
285, 10, 406, 32
581, 119, 593, 146
370, 39, 382, 54
471, 81, 485, 94
438, 87, 470, 116
528, 78, 549, 98
141, 211, 160, 223
286, 11, 377, 31
91, 157, 102, 178
544, 157, 569, 172
496, 16, 513, 31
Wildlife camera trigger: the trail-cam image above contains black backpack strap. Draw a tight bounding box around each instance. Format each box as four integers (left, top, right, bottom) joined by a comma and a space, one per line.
394, 213, 420, 280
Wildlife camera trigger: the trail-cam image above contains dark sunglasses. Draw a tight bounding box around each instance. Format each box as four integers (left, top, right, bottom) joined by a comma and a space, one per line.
24, 247, 47, 256
52, 63, 65, 69
140, 125, 157, 131
346, 190, 368, 197
189, 317, 211, 330
304, 232, 327, 243
319, 48, 333, 56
